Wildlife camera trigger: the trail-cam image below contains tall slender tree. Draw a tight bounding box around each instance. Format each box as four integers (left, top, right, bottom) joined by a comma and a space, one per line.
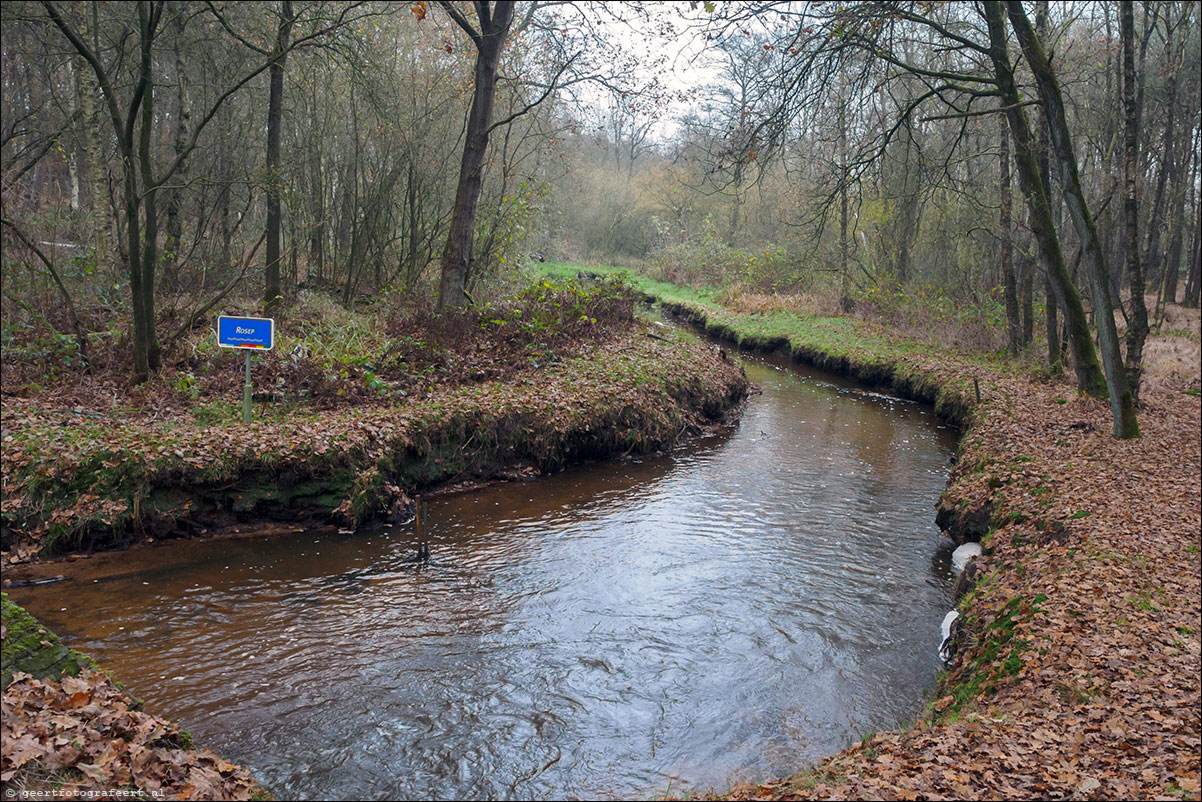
265, 0, 294, 316
435, 1, 516, 310
1004, 0, 1139, 438
999, 115, 1021, 354
1120, 0, 1148, 395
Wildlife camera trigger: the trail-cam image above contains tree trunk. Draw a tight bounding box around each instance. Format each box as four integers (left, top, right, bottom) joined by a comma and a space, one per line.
1184, 203, 1201, 308
838, 93, 851, 309
218, 182, 231, 279
80, 1, 113, 276
999, 117, 1021, 353
1045, 270, 1060, 369
264, 0, 293, 316
894, 118, 920, 285
1160, 119, 1196, 312
436, 1, 515, 310
162, 15, 188, 293
1035, 0, 1059, 371
1005, 0, 1138, 438
309, 124, 324, 284
1120, 1, 1148, 398
1141, 28, 1180, 292
406, 159, 420, 286
136, 3, 161, 375
982, 2, 1106, 400
1019, 251, 1034, 347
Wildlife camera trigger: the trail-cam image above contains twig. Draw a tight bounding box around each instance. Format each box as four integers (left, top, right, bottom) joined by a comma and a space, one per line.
919, 99, 1040, 122
1, 217, 91, 372
165, 229, 266, 345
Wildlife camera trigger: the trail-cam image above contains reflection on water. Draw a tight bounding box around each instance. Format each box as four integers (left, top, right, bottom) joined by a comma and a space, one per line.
12, 354, 958, 801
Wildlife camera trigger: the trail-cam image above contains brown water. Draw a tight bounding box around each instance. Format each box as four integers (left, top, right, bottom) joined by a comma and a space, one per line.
10, 353, 959, 801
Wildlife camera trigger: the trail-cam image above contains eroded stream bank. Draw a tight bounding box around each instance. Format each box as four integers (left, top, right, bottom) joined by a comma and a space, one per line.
9, 353, 958, 800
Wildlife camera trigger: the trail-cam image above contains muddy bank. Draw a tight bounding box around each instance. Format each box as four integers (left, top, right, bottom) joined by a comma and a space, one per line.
1, 326, 747, 565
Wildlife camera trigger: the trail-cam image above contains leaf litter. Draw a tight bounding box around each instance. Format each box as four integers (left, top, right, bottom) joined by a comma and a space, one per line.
1, 669, 264, 799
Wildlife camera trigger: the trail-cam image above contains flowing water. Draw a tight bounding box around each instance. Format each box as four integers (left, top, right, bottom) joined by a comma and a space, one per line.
10, 351, 959, 800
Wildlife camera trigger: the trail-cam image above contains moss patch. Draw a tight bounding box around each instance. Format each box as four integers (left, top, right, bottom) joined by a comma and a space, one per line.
1, 592, 94, 689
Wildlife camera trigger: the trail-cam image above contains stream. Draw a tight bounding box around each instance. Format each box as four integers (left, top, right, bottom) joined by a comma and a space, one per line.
10, 350, 959, 800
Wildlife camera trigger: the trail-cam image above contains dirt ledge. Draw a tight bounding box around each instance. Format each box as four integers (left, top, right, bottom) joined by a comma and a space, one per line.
2, 327, 748, 566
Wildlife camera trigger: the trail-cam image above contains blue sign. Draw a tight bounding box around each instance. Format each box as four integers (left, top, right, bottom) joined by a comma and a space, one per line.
218, 316, 274, 350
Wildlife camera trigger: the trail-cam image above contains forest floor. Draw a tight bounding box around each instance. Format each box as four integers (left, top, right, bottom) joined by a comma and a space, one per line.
563, 263, 1200, 801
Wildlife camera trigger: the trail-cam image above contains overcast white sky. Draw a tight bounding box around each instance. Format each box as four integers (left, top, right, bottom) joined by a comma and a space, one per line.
560, 2, 729, 141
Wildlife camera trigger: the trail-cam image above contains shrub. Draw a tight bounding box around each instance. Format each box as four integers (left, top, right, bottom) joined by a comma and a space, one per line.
648, 219, 798, 291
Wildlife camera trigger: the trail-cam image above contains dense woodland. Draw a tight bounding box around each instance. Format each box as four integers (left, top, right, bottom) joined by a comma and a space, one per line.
1, 1, 1200, 438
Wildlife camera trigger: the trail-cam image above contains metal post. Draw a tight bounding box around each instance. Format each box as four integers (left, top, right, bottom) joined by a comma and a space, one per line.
243, 350, 253, 423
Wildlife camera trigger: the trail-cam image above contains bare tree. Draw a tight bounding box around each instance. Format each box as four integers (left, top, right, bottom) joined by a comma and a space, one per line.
42, 0, 359, 379
434, 1, 519, 310
1003, 0, 1138, 438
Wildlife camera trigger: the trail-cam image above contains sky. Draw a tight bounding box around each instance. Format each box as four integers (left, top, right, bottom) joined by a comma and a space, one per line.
557, 2, 730, 141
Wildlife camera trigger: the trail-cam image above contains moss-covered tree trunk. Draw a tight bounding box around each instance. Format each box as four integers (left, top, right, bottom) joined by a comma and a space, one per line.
1005, 0, 1138, 439
981, 2, 1106, 401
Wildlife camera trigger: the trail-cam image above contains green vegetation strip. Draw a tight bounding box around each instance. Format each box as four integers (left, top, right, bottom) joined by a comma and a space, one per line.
542, 261, 999, 425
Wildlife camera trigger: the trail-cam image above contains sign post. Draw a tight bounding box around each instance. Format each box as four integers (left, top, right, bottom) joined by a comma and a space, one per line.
243, 350, 253, 423
217, 316, 275, 423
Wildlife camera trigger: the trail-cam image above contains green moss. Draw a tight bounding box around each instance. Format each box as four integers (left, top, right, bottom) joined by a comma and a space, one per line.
939, 594, 1045, 718
1, 593, 94, 689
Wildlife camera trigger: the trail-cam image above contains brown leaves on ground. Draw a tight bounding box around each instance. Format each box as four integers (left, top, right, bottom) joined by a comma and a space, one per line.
1, 327, 747, 560
0, 279, 639, 416
721, 345, 1201, 801
1, 669, 263, 800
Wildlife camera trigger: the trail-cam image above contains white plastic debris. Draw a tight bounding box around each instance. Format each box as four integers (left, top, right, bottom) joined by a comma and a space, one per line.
939, 610, 960, 662
951, 541, 982, 573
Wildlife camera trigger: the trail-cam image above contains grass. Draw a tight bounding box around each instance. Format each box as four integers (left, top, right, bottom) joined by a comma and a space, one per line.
541, 260, 1017, 372
539, 261, 999, 427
